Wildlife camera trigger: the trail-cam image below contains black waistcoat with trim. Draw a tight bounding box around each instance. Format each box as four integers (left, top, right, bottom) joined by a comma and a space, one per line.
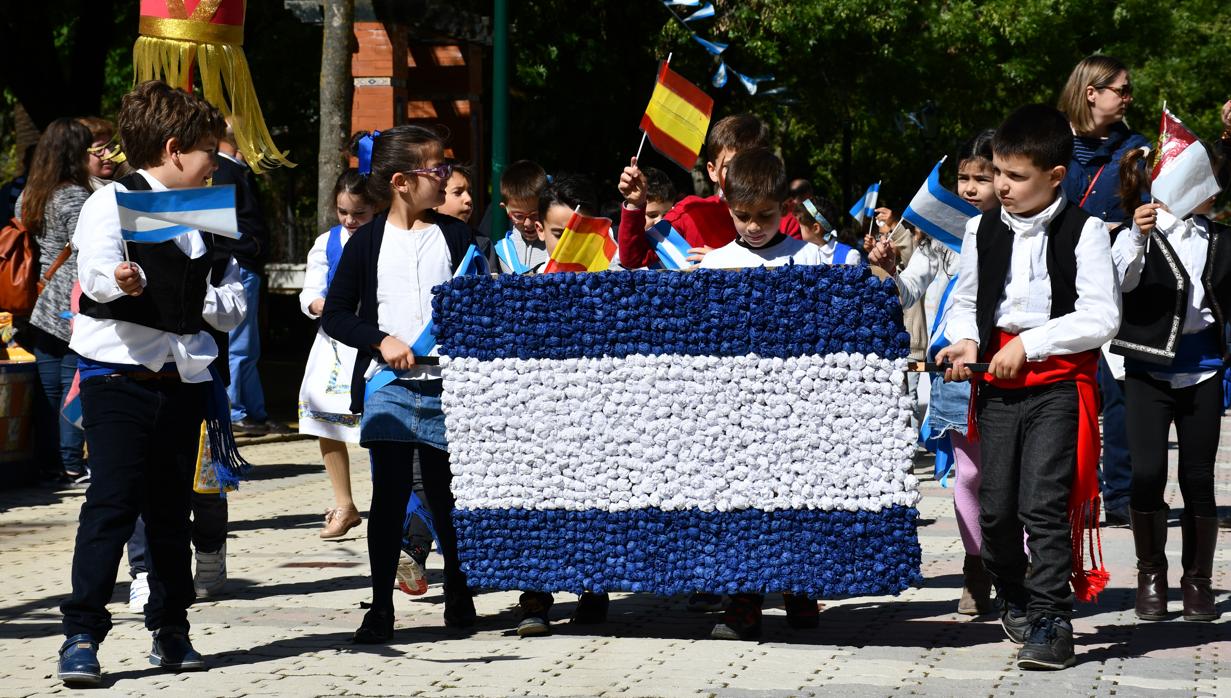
1111, 218, 1231, 365
79, 173, 231, 337
974, 202, 1089, 352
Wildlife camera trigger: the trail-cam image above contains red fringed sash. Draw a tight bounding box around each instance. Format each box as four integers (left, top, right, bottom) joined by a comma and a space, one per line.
967, 330, 1108, 602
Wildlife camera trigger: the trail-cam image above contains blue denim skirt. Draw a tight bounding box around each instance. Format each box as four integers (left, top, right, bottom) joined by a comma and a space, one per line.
360, 379, 447, 449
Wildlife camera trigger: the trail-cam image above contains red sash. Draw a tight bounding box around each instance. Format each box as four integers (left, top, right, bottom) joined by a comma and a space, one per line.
969, 330, 1108, 602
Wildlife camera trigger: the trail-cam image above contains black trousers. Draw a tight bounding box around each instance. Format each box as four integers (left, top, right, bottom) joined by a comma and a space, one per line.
977, 381, 1078, 619
367, 442, 464, 611
61, 374, 206, 641
1126, 372, 1220, 518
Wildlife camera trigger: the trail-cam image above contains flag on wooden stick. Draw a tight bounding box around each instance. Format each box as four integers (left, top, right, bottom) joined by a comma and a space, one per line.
543, 212, 616, 273
639, 61, 714, 171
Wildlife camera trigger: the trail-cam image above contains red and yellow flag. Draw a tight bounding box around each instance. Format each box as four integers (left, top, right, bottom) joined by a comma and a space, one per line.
639, 61, 714, 171
543, 212, 616, 274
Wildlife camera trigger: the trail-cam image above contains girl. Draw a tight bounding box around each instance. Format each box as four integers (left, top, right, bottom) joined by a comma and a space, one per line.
1112, 145, 1227, 622
322, 126, 479, 643
868, 130, 998, 615
77, 116, 118, 188
435, 163, 473, 223
17, 118, 94, 484
299, 170, 379, 539
796, 195, 860, 264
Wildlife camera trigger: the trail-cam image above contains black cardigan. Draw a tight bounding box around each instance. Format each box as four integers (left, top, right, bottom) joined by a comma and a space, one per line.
321, 211, 477, 413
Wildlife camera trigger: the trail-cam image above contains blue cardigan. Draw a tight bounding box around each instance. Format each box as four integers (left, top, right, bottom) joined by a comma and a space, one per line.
1061, 122, 1151, 225
321, 211, 476, 413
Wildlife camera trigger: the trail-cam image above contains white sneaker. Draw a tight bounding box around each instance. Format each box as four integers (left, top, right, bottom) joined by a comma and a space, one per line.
129, 572, 150, 613
396, 549, 428, 596
193, 543, 227, 598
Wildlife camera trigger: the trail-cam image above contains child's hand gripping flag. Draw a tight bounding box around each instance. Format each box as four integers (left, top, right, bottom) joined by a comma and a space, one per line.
543, 211, 617, 273
902, 157, 980, 253
849, 182, 880, 225
116, 185, 240, 242
639, 61, 714, 171
1151, 107, 1221, 221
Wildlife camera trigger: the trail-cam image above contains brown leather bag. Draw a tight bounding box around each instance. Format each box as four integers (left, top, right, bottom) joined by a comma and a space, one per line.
0, 217, 39, 316
36, 244, 71, 295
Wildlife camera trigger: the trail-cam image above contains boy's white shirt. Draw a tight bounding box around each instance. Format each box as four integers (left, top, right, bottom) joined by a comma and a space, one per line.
70, 169, 247, 383
943, 191, 1121, 361
699, 234, 817, 269
300, 227, 353, 318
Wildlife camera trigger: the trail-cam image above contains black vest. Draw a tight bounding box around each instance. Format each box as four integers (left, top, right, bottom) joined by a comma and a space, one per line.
79, 173, 230, 336
1110, 219, 1231, 365
974, 202, 1089, 352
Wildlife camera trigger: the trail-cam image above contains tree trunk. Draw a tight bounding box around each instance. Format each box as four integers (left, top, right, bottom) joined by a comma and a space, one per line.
317, 0, 354, 233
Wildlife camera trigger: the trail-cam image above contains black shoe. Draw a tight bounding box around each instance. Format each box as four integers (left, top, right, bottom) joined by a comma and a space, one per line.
571, 591, 609, 625
1016, 616, 1075, 670
783, 592, 820, 629
1104, 503, 1130, 527
353, 606, 394, 644
57, 634, 101, 686
149, 628, 206, 671
517, 591, 554, 637
231, 418, 269, 436
711, 593, 762, 641
444, 585, 477, 628
1000, 598, 1031, 645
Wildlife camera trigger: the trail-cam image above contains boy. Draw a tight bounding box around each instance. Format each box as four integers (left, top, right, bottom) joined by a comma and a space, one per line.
618, 114, 769, 268
494, 159, 550, 273
641, 166, 676, 231
937, 104, 1120, 670
57, 80, 246, 685
694, 148, 822, 639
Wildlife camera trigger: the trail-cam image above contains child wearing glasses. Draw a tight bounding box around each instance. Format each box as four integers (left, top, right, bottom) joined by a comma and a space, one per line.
494, 160, 550, 273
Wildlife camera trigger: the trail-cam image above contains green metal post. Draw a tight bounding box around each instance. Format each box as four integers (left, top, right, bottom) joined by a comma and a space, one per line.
490, 0, 509, 242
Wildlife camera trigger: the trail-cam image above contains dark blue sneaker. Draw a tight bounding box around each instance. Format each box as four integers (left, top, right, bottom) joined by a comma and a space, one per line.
1017, 616, 1075, 670
1000, 598, 1031, 645
149, 628, 206, 671
57, 634, 101, 686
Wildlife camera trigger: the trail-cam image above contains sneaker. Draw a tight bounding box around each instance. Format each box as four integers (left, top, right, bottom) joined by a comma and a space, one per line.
783, 592, 820, 629
687, 592, 725, 612
516, 591, 554, 637
231, 419, 268, 436
263, 420, 293, 435
1000, 598, 1031, 645
396, 549, 428, 596
571, 591, 609, 625
149, 627, 206, 671
129, 572, 151, 613
710, 593, 762, 641
1104, 503, 1130, 527
193, 543, 226, 598
1016, 616, 1075, 670
57, 634, 101, 686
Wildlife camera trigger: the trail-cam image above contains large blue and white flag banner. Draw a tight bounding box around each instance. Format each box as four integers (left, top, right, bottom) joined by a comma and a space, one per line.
849, 182, 880, 225
116, 185, 239, 243
901, 157, 980, 254
646, 219, 694, 270
433, 266, 923, 597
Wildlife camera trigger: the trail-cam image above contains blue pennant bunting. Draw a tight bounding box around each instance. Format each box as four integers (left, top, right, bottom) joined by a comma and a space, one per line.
684, 3, 715, 21
712, 60, 728, 88
691, 34, 728, 55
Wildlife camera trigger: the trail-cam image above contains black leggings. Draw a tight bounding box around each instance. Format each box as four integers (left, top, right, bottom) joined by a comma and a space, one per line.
367, 442, 464, 611
1126, 372, 1220, 517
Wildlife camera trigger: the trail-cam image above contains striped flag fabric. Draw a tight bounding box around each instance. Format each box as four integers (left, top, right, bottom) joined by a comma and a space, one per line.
116, 185, 239, 243
543, 212, 616, 274
849, 182, 880, 225
639, 61, 715, 171
901, 158, 980, 253
433, 265, 922, 597
646, 219, 694, 270
1152, 108, 1221, 221
683, 3, 716, 22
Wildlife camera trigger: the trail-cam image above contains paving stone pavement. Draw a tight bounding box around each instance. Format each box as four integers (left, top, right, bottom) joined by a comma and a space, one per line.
0, 424, 1227, 697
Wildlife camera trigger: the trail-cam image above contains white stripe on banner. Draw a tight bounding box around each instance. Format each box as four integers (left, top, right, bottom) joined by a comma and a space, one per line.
646, 220, 693, 270
442, 353, 919, 513
902, 158, 979, 254
116, 186, 239, 240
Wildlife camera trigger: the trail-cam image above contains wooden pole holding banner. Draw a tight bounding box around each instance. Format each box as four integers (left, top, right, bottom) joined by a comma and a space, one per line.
634, 53, 673, 162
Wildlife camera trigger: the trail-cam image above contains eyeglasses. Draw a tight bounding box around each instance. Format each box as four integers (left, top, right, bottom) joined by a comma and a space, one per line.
88, 143, 117, 158
1099, 84, 1133, 99
503, 207, 540, 225
406, 163, 453, 180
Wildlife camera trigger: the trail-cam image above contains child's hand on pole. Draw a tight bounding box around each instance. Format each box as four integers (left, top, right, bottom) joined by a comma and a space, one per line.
867, 238, 897, 275
988, 336, 1026, 380
1134, 202, 1163, 238
936, 339, 977, 383
114, 262, 144, 297
619, 157, 648, 209
379, 336, 416, 371
863, 232, 876, 253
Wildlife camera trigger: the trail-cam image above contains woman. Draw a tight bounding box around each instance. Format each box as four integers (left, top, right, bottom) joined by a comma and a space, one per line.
17, 118, 94, 483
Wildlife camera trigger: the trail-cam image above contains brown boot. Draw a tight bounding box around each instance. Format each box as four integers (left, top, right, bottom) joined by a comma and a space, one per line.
958, 554, 994, 616
1130, 508, 1169, 620
1180, 514, 1219, 621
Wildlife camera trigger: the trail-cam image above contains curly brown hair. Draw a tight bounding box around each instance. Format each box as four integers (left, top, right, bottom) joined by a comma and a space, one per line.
118, 81, 225, 170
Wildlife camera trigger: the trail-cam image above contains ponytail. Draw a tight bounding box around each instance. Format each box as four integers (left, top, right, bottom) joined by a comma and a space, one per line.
1118, 148, 1152, 221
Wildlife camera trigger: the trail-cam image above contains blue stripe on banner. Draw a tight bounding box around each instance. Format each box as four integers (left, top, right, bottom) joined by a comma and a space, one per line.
646, 220, 692, 270
432, 264, 912, 360
454, 506, 922, 597
902, 159, 979, 254
120, 224, 197, 243
494, 234, 529, 274
115, 185, 234, 213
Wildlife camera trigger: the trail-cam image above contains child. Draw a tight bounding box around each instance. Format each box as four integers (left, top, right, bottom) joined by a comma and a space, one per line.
1111, 145, 1226, 622
641, 166, 676, 231
538, 173, 600, 256
796, 195, 860, 264
321, 125, 479, 643
57, 80, 246, 685
691, 147, 821, 639
299, 169, 378, 539
869, 130, 998, 615
618, 113, 769, 268
493, 160, 549, 273
937, 105, 1121, 670
436, 162, 474, 223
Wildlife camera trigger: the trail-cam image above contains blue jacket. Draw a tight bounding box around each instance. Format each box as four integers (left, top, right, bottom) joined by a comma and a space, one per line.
1061, 123, 1151, 225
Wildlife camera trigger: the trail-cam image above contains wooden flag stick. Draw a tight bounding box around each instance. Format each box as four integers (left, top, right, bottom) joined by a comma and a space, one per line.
635, 53, 674, 162
906, 361, 990, 373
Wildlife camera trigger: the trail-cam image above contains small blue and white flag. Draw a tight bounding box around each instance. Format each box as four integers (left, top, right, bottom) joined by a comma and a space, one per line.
729, 68, 774, 96
901, 157, 979, 254
662, 0, 700, 6
683, 3, 715, 21
711, 60, 728, 88
848, 182, 880, 225
647, 219, 694, 270
116, 186, 239, 243
691, 34, 728, 55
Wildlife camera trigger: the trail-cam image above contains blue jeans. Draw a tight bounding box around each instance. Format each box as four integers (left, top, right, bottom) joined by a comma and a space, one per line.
1097, 356, 1132, 511
32, 346, 85, 476
227, 266, 267, 422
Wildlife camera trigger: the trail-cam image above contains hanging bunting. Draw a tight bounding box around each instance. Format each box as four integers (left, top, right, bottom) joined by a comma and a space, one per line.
691, 35, 728, 55
729, 67, 775, 96
684, 3, 716, 21
663, 0, 701, 6
712, 60, 728, 88
655, 0, 775, 97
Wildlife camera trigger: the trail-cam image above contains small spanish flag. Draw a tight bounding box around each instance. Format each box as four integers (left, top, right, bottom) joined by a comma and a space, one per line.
543, 211, 616, 274
639, 61, 715, 171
